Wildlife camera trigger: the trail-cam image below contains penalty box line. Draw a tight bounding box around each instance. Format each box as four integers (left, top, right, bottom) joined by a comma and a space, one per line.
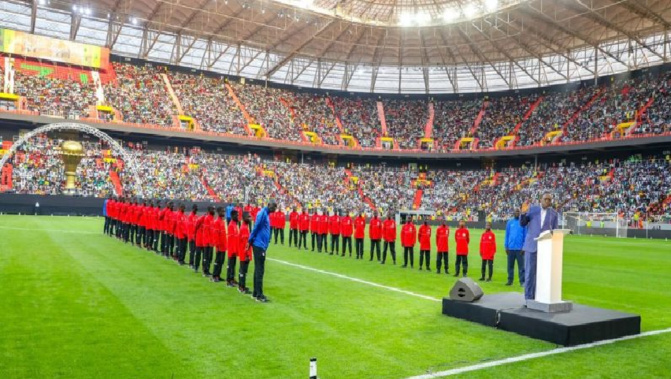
268, 258, 441, 303
405, 327, 671, 378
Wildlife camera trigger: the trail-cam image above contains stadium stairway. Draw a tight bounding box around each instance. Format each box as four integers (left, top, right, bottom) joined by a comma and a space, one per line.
225, 83, 254, 125
562, 90, 604, 135
469, 100, 488, 135
424, 102, 434, 139
160, 74, 184, 115
109, 170, 123, 196
200, 176, 220, 202
512, 96, 544, 135
630, 96, 656, 134
377, 101, 388, 136
412, 189, 423, 209
325, 97, 345, 133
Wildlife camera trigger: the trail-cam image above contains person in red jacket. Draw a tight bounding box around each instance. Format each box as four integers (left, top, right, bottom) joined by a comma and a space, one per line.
340, 211, 353, 257
174, 204, 188, 265
226, 210, 240, 286
401, 216, 417, 268
187, 204, 198, 267
298, 208, 310, 250
144, 201, 153, 250
329, 211, 341, 255
479, 222, 496, 282
211, 207, 228, 282
418, 217, 432, 271
454, 220, 470, 277
137, 200, 147, 247
237, 211, 253, 294
194, 206, 215, 275
274, 207, 286, 245
381, 213, 397, 265
318, 209, 329, 253
310, 208, 319, 252
369, 211, 382, 261
152, 202, 161, 252
354, 212, 366, 259
288, 207, 299, 248
436, 221, 450, 274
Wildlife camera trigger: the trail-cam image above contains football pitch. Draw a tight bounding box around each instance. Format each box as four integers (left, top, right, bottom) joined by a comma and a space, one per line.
1, 215, 670, 378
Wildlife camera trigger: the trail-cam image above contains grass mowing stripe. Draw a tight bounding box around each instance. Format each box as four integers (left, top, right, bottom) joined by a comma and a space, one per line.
0, 225, 99, 234
406, 327, 671, 378
269, 258, 441, 302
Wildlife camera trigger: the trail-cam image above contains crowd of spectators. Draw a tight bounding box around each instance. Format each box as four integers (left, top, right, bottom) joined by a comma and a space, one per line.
104, 63, 177, 127
169, 72, 248, 135
331, 97, 380, 148
230, 82, 302, 142
14, 70, 97, 119
382, 99, 428, 149
354, 165, 414, 212
293, 93, 341, 146
432, 98, 481, 151
475, 94, 537, 149
634, 71, 671, 136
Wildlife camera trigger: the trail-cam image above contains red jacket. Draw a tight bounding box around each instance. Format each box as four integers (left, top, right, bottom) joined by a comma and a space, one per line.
318, 215, 329, 234
455, 227, 470, 256
251, 206, 260, 221
354, 217, 366, 239
310, 214, 319, 233
340, 216, 353, 237
151, 207, 160, 231
227, 220, 239, 258
159, 207, 169, 232
289, 211, 299, 230
329, 215, 341, 235
480, 230, 496, 260
299, 212, 310, 231
174, 210, 187, 239
238, 222, 252, 261
276, 211, 286, 229
165, 209, 175, 235
195, 214, 213, 247
436, 225, 449, 253
418, 224, 431, 251
213, 217, 227, 252
187, 212, 198, 240
401, 223, 416, 247
369, 217, 382, 240
382, 219, 396, 242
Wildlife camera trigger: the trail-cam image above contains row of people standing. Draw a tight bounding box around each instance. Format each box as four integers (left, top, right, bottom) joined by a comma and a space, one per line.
103, 197, 276, 302
274, 208, 501, 280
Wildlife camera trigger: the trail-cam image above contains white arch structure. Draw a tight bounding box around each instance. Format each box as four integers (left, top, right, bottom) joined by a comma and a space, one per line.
0, 122, 143, 197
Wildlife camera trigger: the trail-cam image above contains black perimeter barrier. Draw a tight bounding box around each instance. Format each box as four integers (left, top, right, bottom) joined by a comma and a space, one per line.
1, 194, 670, 239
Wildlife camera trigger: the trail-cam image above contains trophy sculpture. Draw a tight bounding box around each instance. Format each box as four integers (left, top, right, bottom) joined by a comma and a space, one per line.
59, 140, 85, 195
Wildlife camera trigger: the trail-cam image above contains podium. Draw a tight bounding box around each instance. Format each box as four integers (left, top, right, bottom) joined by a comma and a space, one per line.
527, 229, 573, 313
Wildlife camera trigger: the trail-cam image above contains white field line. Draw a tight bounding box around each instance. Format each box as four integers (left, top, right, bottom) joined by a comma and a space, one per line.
268, 258, 441, 302
405, 328, 671, 378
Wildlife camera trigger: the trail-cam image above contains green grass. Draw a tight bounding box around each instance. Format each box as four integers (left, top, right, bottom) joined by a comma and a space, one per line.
0, 215, 669, 378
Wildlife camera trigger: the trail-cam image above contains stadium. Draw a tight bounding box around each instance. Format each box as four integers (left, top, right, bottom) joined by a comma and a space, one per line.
0, 0, 670, 377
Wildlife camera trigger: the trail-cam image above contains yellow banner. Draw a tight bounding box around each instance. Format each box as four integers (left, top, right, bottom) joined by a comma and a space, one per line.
0, 28, 109, 69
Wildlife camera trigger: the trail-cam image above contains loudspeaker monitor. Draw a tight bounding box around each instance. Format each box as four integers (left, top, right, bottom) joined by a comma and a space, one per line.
449, 278, 484, 302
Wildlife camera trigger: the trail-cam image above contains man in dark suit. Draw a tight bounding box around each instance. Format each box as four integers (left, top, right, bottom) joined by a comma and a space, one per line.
520, 193, 559, 301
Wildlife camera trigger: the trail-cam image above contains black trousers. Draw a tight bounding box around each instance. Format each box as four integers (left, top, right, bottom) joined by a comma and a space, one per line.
355, 238, 364, 259
160, 232, 167, 253
419, 250, 430, 270
188, 240, 196, 266
299, 231, 308, 249
507, 250, 525, 285
202, 246, 213, 275
137, 227, 145, 246
123, 223, 130, 242
403, 247, 414, 267
481, 259, 494, 279
436, 252, 449, 273
152, 231, 159, 251
274, 228, 284, 244
382, 241, 396, 263
342, 236, 352, 256
177, 238, 187, 263
311, 232, 317, 251
252, 246, 266, 298
212, 251, 226, 279
238, 260, 250, 289
370, 240, 381, 261
455, 255, 469, 275
116, 221, 122, 238
330, 235, 340, 254
226, 256, 237, 282
104, 216, 110, 234
194, 246, 203, 271
318, 234, 327, 252
146, 229, 153, 249
167, 235, 175, 257
289, 229, 298, 247
129, 224, 136, 244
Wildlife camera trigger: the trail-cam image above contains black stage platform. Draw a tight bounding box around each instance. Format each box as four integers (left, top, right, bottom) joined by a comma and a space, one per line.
442, 293, 641, 346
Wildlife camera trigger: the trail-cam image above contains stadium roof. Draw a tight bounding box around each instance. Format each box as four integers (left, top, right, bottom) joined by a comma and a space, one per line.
4, 0, 671, 93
